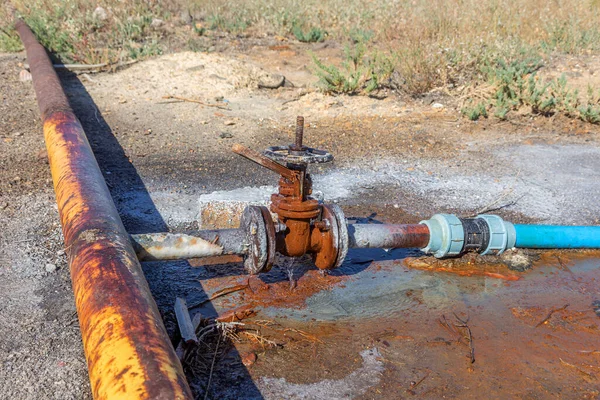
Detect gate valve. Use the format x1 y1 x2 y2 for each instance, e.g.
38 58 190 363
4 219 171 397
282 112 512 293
232 116 348 274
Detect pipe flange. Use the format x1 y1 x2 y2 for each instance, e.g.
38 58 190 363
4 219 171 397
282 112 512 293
240 206 269 274
313 205 339 270
420 213 464 258
329 204 349 268
476 214 516 255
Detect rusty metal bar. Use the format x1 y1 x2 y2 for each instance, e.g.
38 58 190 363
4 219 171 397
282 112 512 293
348 224 430 249
131 229 247 261
232 143 296 180
15 20 193 399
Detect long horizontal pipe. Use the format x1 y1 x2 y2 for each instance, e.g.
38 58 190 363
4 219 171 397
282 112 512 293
15 20 192 399
515 224 600 249
132 229 246 261
348 224 430 249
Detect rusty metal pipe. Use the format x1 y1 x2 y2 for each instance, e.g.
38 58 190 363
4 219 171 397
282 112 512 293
15 20 193 399
348 224 430 249
131 229 247 261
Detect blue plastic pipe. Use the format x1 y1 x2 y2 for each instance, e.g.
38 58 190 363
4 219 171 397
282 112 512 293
514 225 600 249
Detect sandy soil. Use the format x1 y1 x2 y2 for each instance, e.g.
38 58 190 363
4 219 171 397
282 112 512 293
1 40 600 399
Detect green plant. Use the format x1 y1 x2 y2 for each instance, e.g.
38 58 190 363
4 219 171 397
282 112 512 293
312 42 395 94
578 104 600 124
206 14 249 33
364 52 395 93
125 39 162 60
543 21 600 54
527 75 554 115
292 24 326 43
462 102 488 121
0 28 22 52
312 54 362 93
25 8 75 61
348 28 374 43
548 74 579 114
484 58 543 109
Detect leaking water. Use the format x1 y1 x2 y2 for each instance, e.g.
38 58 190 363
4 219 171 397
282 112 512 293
259 249 600 321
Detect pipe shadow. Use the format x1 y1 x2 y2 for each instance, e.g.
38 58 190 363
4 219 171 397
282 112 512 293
59 71 263 400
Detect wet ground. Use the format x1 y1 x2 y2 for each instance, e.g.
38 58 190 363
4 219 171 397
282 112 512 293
1 46 600 399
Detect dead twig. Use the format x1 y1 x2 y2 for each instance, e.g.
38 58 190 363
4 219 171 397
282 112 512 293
406 372 430 395
468 189 524 217
453 313 475 364
555 255 574 275
162 95 229 109
209 283 248 301
578 350 600 356
283 328 324 344
248 320 324 344
438 315 463 343
439 314 475 363
535 304 569 328
203 332 221 400
559 358 597 382
189 282 248 309
241 331 281 348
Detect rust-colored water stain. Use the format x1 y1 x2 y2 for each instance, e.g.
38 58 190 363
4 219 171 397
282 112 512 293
242 250 600 398
201 269 351 313
404 254 522 280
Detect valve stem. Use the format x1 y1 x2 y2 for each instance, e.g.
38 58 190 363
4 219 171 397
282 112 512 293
292 116 304 151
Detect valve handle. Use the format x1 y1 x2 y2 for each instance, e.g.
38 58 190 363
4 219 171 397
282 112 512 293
264 145 333 165
264 116 333 165
232 143 297 180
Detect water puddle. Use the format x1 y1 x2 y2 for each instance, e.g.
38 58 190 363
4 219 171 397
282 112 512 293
258 249 600 322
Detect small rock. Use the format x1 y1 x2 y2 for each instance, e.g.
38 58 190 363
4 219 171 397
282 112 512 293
500 249 533 271
45 263 57 273
36 149 48 161
144 129 152 135
219 132 233 139
258 74 285 89
186 64 205 72
241 352 257 367
179 9 192 24
224 120 236 126
92 7 108 21
431 102 444 109
151 18 164 28
18 69 32 82
13 131 23 137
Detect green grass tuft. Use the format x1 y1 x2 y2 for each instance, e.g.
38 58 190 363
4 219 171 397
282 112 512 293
292 24 326 43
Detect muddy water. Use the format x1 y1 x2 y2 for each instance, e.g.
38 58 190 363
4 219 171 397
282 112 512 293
263 250 600 322
214 251 600 399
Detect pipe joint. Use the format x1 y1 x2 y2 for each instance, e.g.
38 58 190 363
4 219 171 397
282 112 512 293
420 214 464 258
421 213 516 258
477 214 516 255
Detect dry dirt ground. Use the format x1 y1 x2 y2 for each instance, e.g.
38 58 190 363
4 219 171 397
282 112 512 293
1 39 600 399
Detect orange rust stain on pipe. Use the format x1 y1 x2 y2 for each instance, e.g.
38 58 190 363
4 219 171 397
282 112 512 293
44 101 191 400
17 17 192 399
